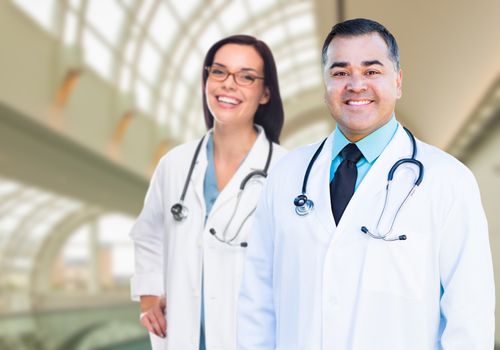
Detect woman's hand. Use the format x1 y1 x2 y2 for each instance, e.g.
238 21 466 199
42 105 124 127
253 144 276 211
139 295 167 338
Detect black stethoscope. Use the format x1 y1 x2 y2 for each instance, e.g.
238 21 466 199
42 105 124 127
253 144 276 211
293 127 424 241
171 134 273 247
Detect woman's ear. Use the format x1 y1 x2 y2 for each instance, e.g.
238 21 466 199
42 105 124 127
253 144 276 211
259 87 270 105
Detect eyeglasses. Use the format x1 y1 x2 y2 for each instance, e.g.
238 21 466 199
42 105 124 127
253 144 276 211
205 65 265 86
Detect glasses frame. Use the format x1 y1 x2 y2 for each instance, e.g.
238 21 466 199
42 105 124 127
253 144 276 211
205 65 265 86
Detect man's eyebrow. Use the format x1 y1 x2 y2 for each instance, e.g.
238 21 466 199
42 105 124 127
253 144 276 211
362 60 384 67
329 60 385 69
329 61 349 69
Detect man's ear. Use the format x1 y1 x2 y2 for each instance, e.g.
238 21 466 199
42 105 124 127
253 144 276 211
396 69 403 99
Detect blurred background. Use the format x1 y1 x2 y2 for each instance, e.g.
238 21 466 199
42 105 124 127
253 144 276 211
0 0 499 349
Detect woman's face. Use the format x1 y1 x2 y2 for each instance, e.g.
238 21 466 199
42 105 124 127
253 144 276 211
205 44 270 129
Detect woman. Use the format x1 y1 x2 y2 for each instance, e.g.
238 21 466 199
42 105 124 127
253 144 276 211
130 35 287 350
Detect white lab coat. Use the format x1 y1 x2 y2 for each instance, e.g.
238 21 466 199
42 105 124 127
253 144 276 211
237 124 495 350
130 126 287 350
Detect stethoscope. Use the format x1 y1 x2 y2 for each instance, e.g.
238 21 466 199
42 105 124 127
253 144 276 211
293 127 424 241
171 135 273 248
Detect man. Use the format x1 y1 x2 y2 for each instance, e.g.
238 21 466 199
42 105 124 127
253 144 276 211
237 18 494 349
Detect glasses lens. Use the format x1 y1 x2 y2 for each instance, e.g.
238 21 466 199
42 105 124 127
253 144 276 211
235 72 257 86
208 66 227 81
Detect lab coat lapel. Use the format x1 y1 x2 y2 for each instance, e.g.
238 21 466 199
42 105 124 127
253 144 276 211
336 124 413 232
306 131 337 236
209 127 270 217
190 134 209 216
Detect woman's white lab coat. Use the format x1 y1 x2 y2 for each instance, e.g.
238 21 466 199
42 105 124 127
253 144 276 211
237 124 495 350
130 126 287 350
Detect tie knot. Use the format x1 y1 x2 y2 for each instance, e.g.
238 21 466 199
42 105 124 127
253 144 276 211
340 143 363 163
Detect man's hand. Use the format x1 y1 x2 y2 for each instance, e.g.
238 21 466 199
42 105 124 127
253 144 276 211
139 295 167 338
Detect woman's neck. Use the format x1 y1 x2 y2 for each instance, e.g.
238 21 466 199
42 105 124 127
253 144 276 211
212 122 257 191
212 123 257 161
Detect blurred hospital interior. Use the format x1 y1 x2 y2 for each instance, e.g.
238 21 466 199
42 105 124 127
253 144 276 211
0 0 499 349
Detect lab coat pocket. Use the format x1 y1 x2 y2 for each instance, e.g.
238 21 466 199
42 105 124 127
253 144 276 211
361 236 425 302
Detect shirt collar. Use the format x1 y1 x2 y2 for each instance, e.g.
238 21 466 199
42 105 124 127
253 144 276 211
332 114 398 164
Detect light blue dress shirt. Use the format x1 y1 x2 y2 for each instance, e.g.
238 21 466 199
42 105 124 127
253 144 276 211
330 115 398 190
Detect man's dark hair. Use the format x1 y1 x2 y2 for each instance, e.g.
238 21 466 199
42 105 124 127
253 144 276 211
321 18 400 71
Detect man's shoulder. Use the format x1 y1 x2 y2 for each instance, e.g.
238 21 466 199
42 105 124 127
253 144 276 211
270 140 325 175
417 139 476 185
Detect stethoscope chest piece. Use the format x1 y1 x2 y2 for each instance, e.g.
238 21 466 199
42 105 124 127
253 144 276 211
294 194 314 216
171 203 188 221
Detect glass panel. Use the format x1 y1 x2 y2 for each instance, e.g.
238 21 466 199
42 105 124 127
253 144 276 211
169 107 181 136
68 0 82 10
181 53 202 83
172 82 189 113
98 213 135 278
276 57 294 76
149 3 177 50
297 68 321 91
170 37 191 72
218 1 247 33
63 225 90 261
138 40 161 85
86 0 124 45
247 0 276 16
120 0 136 9
170 0 198 22
136 0 155 24
124 36 138 65
12 0 56 33
260 25 288 47
63 11 79 46
288 14 315 36
293 45 318 66
82 29 113 80
198 23 223 55
119 66 131 92
135 80 152 112
157 102 167 124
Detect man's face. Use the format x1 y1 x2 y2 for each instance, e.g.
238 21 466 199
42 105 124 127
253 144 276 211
323 33 402 142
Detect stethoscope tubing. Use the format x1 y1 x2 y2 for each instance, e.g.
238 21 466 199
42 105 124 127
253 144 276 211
171 134 273 247
293 126 424 241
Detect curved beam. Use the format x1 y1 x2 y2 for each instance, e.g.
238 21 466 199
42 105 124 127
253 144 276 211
50 69 82 129
31 206 103 299
107 110 134 160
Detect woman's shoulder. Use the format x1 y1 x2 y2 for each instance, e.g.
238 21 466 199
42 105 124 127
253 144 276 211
271 142 288 160
156 137 205 169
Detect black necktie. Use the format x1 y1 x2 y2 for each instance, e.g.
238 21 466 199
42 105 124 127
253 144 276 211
330 143 363 224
